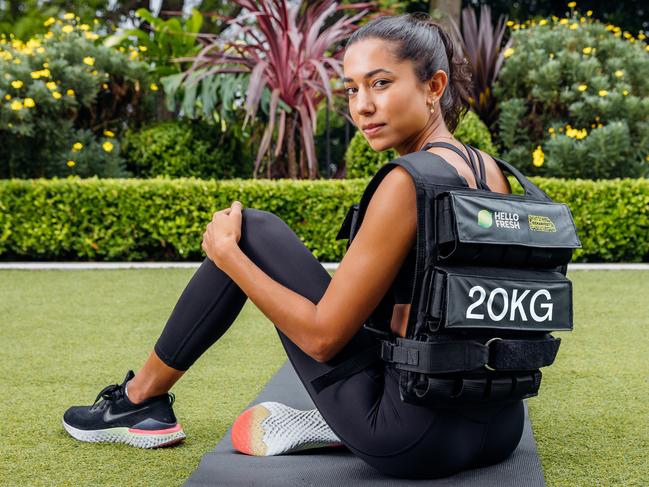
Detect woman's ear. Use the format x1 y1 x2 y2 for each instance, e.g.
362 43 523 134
428 69 448 101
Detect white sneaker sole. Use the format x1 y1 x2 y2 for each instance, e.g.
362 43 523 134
62 419 186 448
231 401 342 456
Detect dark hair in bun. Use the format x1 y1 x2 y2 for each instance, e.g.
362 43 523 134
346 13 473 133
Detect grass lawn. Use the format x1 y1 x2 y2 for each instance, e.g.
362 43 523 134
1 268 647 486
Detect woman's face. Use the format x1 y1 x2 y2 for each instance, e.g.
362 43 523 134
343 38 437 154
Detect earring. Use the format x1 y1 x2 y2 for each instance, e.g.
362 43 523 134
429 99 436 114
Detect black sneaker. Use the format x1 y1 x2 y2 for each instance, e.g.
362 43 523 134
62 370 186 448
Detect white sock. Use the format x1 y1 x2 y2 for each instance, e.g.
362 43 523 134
124 380 132 401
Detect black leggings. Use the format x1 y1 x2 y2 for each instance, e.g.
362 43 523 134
154 208 524 479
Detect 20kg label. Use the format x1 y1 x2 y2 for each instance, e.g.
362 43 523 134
443 272 572 331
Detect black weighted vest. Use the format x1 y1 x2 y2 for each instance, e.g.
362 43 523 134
311 142 581 408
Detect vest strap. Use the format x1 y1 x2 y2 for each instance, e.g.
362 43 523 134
310 343 382 394
381 336 561 374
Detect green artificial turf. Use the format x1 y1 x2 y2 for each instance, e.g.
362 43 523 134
1 269 647 486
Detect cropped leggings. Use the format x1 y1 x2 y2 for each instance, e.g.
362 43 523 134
154 208 525 479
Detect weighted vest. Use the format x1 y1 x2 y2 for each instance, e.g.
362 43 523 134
311 142 581 408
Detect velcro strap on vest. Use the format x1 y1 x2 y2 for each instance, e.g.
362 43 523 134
489 337 561 370
381 336 561 373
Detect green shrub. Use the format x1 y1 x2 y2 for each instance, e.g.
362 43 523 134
494 12 649 178
0 18 153 178
121 120 253 179
345 110 497 178
0 177 646 263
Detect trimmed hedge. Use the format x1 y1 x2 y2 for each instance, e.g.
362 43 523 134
0 177 647 262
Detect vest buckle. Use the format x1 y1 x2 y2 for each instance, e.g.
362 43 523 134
484 337 503 371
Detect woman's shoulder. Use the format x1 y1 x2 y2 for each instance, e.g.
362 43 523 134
473 147 511 194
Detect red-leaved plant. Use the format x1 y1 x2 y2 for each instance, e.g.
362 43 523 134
179 0 373 179
450 4 512 131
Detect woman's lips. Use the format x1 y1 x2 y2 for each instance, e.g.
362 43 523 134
363 124 385 136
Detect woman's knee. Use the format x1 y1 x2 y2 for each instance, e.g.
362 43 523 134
239 208 290 252
241 208 282 231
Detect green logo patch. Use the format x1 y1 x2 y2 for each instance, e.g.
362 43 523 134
529 214 557 232
477 209 493 228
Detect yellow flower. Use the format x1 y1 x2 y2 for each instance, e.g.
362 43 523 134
102 141 114 152
62 25 74 34
569 23 578 30
149 83 159 91
582 47 592 54
66 89 75 96
614 70 624 77
646 45 649 52
532 146 545 167
102 83 109 89
623 90 629 96
79 24 90 31
578 84 588 91
567 1 576 7
503 47 515 58
91 70 98 75
44 31 53 39
10 100 23 110
506 20 514 27
586 10 593 16
72 142 83 151
23 97 35 108
67 160 76 167
46 81 57 90
645 155 649 162
44 17 56 27
52 91 62 99
548 127 555 134
559 18 569 25
598 90 608 97
103 130 115 138
4 94 10 100
83 56 95 66
138 45 147 52
63 12 75 20
539 19 548 26
13 58 21 64
10 79 23 89
85 32 99 41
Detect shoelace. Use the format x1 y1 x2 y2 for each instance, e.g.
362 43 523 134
92 383 176 408
93 383 123 407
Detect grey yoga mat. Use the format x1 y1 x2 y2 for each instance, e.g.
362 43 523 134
183 362 546 487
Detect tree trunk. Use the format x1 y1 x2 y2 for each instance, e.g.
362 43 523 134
287 115 298 179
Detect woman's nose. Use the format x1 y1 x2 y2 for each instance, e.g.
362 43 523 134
355 87 375 115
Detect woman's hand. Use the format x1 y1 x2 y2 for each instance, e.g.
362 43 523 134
201 201 243 268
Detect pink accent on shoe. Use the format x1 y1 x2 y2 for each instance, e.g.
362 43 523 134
128 423 183 435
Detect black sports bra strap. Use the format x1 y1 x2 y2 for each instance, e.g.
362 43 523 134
422 141 479 180
464 144 491 191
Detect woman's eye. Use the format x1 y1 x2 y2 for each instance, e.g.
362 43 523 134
374 79 390 88
345 87 356 96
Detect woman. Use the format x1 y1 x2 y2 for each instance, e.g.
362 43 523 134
63 13 522 479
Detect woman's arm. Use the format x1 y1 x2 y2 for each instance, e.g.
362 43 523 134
214 166 417 362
